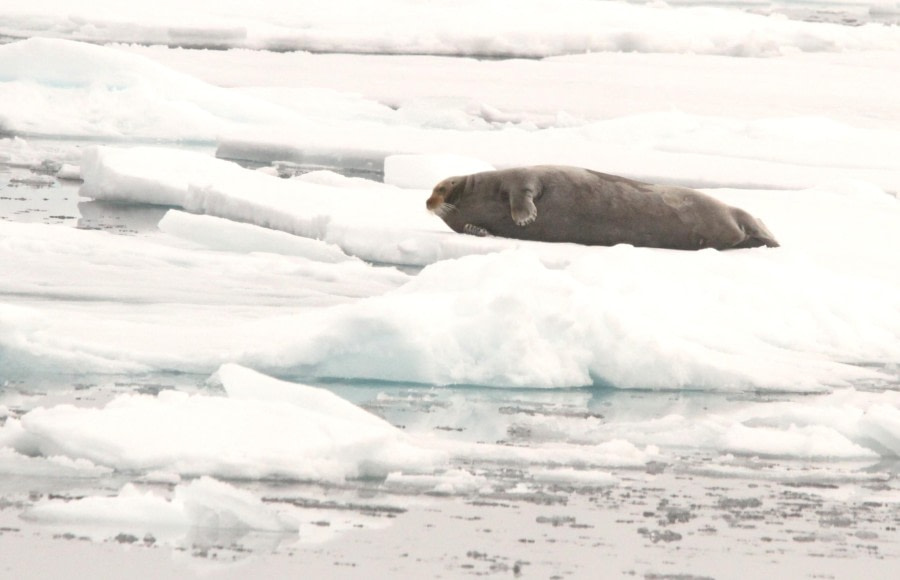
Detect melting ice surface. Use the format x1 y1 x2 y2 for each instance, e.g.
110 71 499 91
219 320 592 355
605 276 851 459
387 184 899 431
1 1 900 576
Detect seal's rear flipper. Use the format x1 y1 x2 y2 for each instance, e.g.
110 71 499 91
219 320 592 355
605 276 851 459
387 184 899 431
734 213 779 249
732 236 780 249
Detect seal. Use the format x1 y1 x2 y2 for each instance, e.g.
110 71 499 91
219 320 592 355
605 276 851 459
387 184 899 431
426 165 779 250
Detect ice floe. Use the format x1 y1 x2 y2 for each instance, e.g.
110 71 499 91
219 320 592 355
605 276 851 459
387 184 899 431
0 365 444 481
24 477 296 532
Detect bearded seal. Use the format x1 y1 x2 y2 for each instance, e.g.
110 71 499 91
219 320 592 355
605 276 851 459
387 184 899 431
425 165 778 250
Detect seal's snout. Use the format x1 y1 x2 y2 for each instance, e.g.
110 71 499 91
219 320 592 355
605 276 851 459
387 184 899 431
427 178 453 212
425 191 444 212
427 177 461 218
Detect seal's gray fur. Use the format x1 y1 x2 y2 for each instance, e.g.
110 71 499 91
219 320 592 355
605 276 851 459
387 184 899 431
426 165 778 250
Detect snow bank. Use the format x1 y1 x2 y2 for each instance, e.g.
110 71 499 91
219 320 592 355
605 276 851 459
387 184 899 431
1 365 444 481
3 0 900 57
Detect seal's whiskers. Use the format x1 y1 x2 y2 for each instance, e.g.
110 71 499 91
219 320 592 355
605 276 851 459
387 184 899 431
435 202 457 218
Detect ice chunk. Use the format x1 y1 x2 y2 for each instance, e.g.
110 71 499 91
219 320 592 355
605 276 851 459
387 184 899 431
209 363 395 434
0 448 113 478
176 476 297 532
858 404 900 456
158 210 354 263
294 169 386 189
55 164 81 181
384 469 491 494
539 388 900 460
79 145 504 266
437 437 659 469
720 423 877 458
24 477 296 533
1 366 445 481
24 483 187 529
531 467 618 487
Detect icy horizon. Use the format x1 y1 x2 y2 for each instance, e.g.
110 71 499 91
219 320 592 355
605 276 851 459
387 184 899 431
3 0 900 57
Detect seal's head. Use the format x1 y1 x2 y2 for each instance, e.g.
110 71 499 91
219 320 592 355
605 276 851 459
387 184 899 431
426 175 465 218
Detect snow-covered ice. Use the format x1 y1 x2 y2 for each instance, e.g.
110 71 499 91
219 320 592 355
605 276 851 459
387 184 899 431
5 144 897 390
1 0 900 576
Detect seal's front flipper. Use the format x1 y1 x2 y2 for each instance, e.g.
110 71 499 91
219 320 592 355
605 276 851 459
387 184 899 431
509 188 537 226
464 224 491 237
